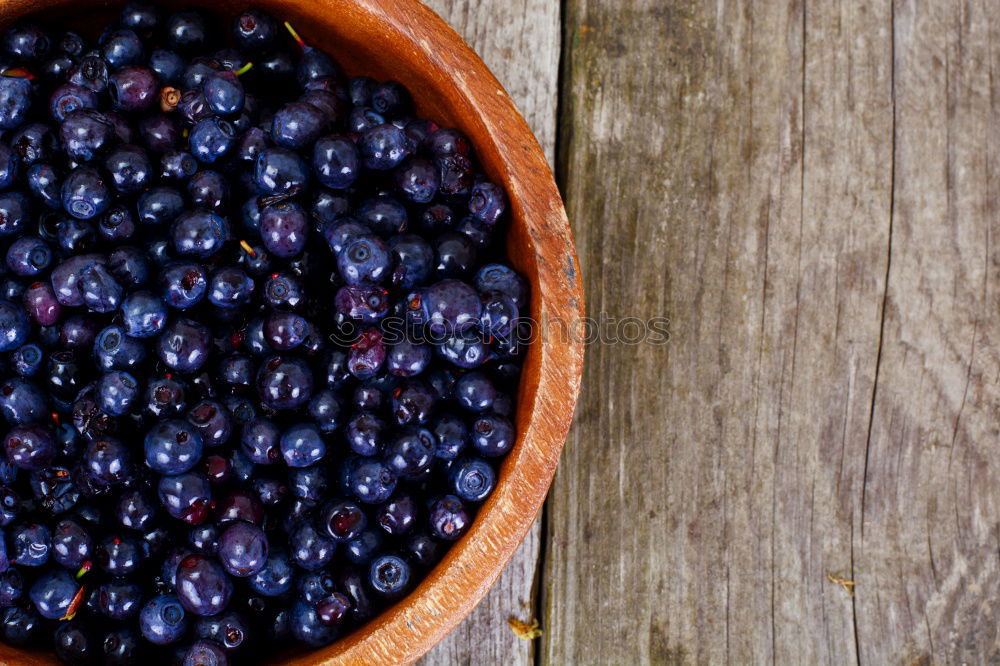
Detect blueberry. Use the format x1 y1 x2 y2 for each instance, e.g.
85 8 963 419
61 166 110 219
194 610 249 653
189 117 236 163
313 135 358 189
0 192 30 238
256 355 313 410
97 579 142 620
11 522 51 566
0 568 24 604
217 521 268 577
160 262 207 309
96 370 140 415
316 592 351 627
228 10 275 52
204 71 245 115
358 195 408 236
102 29 143 68
122 2 160 31
98 205 136 242
94 324 147 372
449 457 496 502
254 147 310 193
468 181 507 225
349 458 396 504
188 169 229 210
9 344 40 378
248 549 293 597
56 218 97 254
29 568 78 619
290 599 337 647
471 413 515 457
368 553 410 598
158 472 212 524
140 114 179 153
10 123 57 165
0 299 29 351
395 157 439 203
308 389 343 434
280 422 325 467
208 267 254 308
145 419 204 475
264 311 307 350
371 81 412 118
0 75 33 129
262 272 304 309
4 424 56 470
345 413 385 457
165 11 208 52
139 594 188 644
49 83 98 122
358 123 412 170
104 144 151 193
434 231 478 277
338 235 390 285
154 320 210 374
0 377 47 424
83 436 131 485
428 495 470 540
96 533 142 575
271 102 325 149
187 400 233 448
159 150 197 181
260 202 308 258
390 234 434 288
26 164 61 209
344 529 383 565
376 493 419 536
149 48 184 84
184 640 229 666
0 606 40 646
117 489 156 531
343 328 384 380
297 48 340 85
288 522 335 571
172 210 228 258
79 263 124 312
240 418 281 465
386 339 432 377
103 627 142 665
121 290 167 338
138 186 184 225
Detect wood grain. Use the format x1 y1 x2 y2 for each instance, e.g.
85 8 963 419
418 1 560 664
542 0 1000 662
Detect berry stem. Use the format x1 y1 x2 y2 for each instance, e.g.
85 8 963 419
234 62 254 76
239 240 258 258
283 21 307 49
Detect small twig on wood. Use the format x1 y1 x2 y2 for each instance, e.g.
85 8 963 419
827 573 857 597
508 617 542 640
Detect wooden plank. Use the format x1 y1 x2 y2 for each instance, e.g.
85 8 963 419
418 1 560 664
854 1 1000 662
544 0 898 662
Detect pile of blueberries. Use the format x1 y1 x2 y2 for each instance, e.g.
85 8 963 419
0 3 527 664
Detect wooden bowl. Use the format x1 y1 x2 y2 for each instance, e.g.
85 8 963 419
0 0 584 663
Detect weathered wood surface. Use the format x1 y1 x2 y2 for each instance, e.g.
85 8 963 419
419 1 560 664
544 0 1000 663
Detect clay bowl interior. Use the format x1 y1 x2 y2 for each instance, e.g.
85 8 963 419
0 0 584 663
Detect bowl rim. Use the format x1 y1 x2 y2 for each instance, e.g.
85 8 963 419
0 0 585 664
